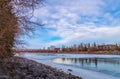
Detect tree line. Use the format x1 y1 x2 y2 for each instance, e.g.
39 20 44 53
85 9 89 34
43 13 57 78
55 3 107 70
61 43 120 53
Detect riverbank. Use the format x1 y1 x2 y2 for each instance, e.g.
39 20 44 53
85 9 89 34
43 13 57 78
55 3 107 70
16 51 120 55
18 53 120 79
0 56 82 79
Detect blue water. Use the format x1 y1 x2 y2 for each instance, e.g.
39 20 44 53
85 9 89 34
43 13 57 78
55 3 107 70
53 58 120 77
19 53 120 78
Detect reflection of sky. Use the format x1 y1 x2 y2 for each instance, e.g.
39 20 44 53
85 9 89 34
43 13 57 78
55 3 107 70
53 58 120 77
23 0 120 48
53 58 71 64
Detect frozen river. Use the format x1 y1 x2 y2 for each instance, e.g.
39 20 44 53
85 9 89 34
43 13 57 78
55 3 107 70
17 53 120 79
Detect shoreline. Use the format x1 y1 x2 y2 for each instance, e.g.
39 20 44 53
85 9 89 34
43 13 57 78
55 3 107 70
19 53 120 79
16 51 120 55
0 56 82 79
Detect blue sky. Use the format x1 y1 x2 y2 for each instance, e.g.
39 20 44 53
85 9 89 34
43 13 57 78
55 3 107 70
24 0 120 49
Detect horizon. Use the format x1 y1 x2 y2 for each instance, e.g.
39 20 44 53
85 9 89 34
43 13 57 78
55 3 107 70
17 42 120 49
22 0 120 49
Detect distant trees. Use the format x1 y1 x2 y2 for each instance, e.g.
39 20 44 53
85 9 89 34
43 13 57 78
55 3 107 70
0 0 43 58
61 43 120 53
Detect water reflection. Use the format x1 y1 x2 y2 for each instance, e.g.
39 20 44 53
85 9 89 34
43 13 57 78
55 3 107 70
58 58 120 67
60 58 100 67
53 58 120 77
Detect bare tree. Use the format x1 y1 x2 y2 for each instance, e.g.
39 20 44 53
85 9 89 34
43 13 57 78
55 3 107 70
0 0 43 58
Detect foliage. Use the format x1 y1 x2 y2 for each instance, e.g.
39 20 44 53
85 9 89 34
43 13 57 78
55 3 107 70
61 43 120 53
0 0 43 58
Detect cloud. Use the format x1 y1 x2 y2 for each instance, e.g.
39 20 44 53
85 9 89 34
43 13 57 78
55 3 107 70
49 25 120 44
34 0 105 19
24 0 120 48
32 24 120 48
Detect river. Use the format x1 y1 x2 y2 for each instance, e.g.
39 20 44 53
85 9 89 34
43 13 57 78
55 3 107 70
17 53 120 79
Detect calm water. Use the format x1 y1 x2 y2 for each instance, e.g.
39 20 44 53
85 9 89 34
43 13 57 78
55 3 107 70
53 58 120 77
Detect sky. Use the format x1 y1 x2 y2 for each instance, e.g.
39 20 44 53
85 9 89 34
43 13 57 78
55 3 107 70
24 0 120 49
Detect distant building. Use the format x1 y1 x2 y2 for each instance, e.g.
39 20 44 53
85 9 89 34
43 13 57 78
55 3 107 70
54 48 60 53
49 45 56 50
98 44 116 51
48 45 60 53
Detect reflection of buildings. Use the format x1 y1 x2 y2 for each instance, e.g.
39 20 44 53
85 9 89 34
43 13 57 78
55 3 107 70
61 58 98 67
60 58 120 68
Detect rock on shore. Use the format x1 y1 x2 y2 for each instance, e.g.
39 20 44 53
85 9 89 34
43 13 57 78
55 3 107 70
0 56 82 79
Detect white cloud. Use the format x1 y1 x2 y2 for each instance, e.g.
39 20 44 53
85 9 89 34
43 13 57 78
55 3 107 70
25 24 120 48
26 0 120 48
45 25 120 46
34 0 105 19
